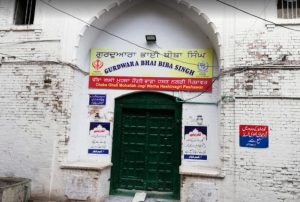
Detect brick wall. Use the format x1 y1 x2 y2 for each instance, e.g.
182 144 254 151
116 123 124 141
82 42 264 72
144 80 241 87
0 62 73 198
233 98 300 202
0 0 13 27
0 0 300 201
216 29 300 201
225 30 300 68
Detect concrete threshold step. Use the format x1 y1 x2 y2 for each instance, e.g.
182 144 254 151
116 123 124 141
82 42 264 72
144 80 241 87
105 195 179 202
30 201 57 202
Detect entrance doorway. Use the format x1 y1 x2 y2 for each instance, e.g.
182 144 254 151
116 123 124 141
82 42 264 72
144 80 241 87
110 92 182 199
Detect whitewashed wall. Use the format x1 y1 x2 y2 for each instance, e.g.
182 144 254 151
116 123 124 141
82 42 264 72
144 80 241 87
68 0 220 167
0 0 300 201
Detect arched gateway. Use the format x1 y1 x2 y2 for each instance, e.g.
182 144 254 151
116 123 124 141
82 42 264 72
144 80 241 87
69 0 221 201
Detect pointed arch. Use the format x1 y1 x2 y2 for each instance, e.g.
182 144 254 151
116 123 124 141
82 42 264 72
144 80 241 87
74 0 222 70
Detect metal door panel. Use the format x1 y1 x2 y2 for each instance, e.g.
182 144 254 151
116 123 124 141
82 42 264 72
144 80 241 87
111 92 182 199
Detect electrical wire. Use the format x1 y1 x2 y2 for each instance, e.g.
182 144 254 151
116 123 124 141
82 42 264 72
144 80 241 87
36 0 300 79
181 77 219 102
0 40 61 46
0 52 89 75
3 0 298 68
239 0 272 42
2 48 299 103
180 66 250 102
2 0 300 101
0 52 31 62
37 0 219 67
216 0 300 32
0 48 247 103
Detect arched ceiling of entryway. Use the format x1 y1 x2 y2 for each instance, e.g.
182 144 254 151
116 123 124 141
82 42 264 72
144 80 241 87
74 0 222 71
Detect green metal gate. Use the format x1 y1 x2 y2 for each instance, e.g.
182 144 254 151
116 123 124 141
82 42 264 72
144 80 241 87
110 92 182 199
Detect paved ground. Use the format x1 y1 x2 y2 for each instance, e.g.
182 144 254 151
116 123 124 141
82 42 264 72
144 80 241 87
105 196 180 202
30 195 180 202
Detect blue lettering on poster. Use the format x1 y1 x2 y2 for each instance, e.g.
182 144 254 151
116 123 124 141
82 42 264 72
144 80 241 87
89 94 106 105
183 126 208 160
184 155 207 160
240 136 269 148
88 149 109 154
88 122 110 155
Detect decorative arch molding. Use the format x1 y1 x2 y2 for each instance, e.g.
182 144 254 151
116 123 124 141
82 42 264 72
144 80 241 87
68 0 222 172
74 0 222 70
157 0 222 59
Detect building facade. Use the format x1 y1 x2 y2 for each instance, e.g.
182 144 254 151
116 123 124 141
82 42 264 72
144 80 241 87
0 0 300 201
